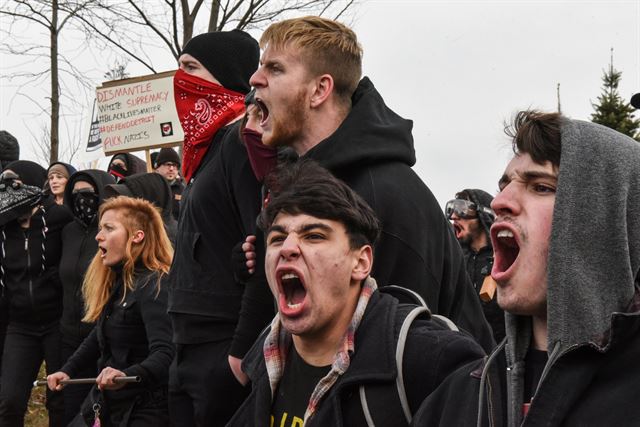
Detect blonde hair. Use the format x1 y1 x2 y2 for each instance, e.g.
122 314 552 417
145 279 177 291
261 16 362 104
82 196 173 322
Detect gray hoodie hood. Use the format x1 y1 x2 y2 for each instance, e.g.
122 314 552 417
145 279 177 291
546 120 640 352
496 120 640 426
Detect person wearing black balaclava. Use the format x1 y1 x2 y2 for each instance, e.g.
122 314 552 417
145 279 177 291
58 169 115 425
106 152 147 183
0 160 73 427
167 30 276 426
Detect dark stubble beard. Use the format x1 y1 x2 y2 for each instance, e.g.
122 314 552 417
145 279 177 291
457 219 484 247
263 88 309 150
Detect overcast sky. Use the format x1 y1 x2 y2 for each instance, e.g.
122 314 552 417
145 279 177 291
1 0 639 208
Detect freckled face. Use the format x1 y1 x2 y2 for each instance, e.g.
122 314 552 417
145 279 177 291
265 213 364 340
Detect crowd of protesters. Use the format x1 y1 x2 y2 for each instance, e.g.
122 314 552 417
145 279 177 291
0 14 639 427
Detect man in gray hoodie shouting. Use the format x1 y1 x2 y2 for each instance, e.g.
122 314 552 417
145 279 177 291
411 110 640 426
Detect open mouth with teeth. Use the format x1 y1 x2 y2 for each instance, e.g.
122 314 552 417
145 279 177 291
278 271 307 316
99 246 107 257
255 98 269 127
491 227 520 279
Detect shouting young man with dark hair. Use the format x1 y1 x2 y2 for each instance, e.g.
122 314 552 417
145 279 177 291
412 110 640 426
228 160 484 427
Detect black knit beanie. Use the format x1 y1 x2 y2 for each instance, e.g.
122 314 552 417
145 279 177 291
154 147 181 168
3 160 47 189
181 30 259 94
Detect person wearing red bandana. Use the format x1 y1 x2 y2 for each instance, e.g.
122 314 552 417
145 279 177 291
167 30 275 427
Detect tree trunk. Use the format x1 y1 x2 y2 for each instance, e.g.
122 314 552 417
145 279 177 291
50 0 59 164
180 0 194 48
208 0 220 32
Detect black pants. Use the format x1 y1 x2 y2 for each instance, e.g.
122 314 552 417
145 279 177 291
168 340 249 427
61 333 97 426
0 322 64 427
0 303 7 387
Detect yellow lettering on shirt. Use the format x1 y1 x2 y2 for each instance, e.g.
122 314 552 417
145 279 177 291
270 413 305 427
280 412 288 427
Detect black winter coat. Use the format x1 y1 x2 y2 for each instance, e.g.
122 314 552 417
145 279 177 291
59 170 115 344
228 291 485 427
169 177 184 222
302 77 494 352
1 199 72 326
168 125 274 355
62 268 174 395
411 310 640 426
462 244 505 343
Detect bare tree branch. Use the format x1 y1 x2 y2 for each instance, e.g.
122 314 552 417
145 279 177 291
126 0 179 58
71 12 157 73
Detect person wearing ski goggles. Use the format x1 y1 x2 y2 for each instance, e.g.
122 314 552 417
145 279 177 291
445 190 504 343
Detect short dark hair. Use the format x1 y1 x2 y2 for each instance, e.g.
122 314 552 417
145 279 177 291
504 110 564 168
258 159 380 249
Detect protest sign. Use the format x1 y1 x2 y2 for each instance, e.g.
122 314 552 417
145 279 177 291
96 71 184 155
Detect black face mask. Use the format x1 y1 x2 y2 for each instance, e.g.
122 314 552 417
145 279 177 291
72 189 99 226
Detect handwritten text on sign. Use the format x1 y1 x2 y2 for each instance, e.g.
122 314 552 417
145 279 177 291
96 71 184 154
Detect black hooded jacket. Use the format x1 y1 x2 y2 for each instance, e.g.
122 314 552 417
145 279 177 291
302 77 494 352
168 124 274 352
0 161 73 326
107 152 147 179
61 267 174 397
105 172 178 243
59 170 115 343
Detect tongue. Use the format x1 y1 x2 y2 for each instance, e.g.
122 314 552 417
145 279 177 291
289 286 305 305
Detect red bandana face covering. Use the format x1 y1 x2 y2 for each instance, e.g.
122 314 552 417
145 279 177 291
173 69 246 183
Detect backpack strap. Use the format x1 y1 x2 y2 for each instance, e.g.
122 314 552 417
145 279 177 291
359 287 460 426
432 314 459 331
359 305 428 426
395 305 430 424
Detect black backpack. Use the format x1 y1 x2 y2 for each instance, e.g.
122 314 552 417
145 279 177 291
358 285 459 426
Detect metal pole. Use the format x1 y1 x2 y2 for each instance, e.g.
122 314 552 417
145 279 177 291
33 375 140 387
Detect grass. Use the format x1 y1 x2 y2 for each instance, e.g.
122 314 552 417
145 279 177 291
25 363 49 427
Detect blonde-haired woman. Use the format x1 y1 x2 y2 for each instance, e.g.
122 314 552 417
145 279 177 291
48 196 174 426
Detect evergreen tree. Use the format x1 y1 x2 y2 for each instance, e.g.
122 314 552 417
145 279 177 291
591 50 640 142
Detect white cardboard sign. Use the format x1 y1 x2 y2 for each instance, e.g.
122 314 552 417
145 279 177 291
96 70 184 154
